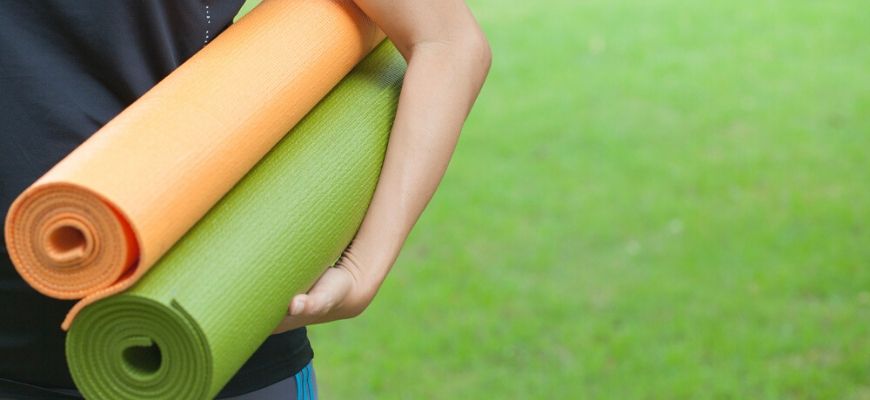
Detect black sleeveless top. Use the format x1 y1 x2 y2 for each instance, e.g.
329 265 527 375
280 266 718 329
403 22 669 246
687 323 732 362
0 1 312 397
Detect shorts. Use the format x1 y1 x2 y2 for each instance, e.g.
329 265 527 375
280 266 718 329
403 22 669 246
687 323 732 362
0 362 317 399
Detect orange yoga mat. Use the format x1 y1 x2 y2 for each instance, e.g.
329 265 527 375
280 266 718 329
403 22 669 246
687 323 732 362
3 0 382 330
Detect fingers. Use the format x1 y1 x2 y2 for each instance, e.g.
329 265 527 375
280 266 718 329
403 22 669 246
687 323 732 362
272 248 375 335
272 315 299 334
293 267 354 316
272 294 323 334
273 266 357 335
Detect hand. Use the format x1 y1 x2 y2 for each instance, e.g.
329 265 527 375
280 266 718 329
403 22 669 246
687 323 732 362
272 248 373 334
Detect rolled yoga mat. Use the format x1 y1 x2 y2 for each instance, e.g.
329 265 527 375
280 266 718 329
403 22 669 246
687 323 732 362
2 0 382 330
66 41 405 400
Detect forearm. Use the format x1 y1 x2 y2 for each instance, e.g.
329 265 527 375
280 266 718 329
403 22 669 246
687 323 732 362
346 32 491 300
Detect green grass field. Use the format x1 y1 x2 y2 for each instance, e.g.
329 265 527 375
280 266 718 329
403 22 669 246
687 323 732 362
244 0 870 398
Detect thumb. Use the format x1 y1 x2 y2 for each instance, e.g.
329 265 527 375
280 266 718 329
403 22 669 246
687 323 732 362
289 267 354 318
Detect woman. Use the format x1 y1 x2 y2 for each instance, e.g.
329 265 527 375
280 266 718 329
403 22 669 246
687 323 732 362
0 0 490 398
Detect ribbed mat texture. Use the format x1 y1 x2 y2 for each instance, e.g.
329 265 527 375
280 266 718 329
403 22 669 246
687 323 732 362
2 0 382 330
66 41 405 400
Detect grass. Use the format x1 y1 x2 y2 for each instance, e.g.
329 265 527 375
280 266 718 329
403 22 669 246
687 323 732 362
245 0 869 398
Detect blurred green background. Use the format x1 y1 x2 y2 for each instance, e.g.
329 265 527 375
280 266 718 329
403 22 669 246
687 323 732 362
244 0 869 398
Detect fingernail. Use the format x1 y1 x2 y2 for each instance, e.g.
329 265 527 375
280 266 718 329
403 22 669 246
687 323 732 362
291 298 306 315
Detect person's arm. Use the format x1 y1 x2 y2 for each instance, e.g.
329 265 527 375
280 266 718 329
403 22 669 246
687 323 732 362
274 0 491 332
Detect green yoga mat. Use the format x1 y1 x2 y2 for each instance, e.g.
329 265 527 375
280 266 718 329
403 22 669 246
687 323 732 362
66 41 405 399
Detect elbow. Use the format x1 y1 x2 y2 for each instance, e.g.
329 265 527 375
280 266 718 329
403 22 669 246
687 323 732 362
461 28 492 78
409 26 492 77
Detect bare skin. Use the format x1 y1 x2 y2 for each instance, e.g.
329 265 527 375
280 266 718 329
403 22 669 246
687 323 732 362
273 0 491 333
